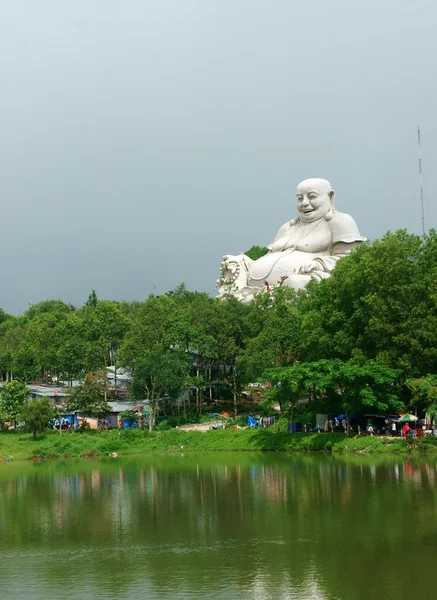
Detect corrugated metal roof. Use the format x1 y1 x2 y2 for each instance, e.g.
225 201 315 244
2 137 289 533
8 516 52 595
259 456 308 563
108 401 150 412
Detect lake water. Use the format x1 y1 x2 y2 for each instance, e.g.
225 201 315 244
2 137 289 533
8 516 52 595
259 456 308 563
0 453 435 600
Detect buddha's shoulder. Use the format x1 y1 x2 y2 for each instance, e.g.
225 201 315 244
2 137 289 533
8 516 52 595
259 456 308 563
328 211 357 226
275 219 297 235
327 211 366 242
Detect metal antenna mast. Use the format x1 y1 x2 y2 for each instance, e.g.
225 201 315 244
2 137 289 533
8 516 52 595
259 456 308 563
418 126 425 235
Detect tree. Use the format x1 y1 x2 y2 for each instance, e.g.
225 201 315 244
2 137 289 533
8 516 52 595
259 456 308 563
131 347 190 431
0 380 30 426
245 246 269 261
300 230 437 377
25 300 75 321
264 363 309 430
212 298 250 417
54 313 88 383
0 318 27 380
66 371 111 421
406 374 437 422
85 290 100 308
165 291 219 413
240 287 301 383
311 359 403 431
12 343 41 382
264 359 403 432
119 295 177 367
20 398 54 439
22 302 75 382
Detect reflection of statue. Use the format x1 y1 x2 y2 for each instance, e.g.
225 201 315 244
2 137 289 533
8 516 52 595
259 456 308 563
217 178 366 302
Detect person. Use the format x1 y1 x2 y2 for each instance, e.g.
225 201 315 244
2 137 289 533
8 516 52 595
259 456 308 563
217 178 366 301
404 423 411 437
391 422 397 437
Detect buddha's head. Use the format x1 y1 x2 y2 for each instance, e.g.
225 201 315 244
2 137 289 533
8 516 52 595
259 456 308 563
296 178 334 223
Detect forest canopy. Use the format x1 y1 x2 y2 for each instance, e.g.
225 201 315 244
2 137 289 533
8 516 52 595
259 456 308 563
1 230 437 420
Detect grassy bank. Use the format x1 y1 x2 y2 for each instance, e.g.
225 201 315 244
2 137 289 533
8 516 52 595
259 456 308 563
1 429 437 461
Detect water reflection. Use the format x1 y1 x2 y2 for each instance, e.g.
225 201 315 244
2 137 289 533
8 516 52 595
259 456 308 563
0 454 436 600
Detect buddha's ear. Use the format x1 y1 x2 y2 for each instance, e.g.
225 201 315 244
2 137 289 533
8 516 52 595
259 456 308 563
329 190 335 205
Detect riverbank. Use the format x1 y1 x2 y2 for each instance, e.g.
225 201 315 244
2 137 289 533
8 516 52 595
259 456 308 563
1 429 437 460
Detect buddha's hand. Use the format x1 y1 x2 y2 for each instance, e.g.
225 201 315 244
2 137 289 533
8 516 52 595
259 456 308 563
298 261 321 274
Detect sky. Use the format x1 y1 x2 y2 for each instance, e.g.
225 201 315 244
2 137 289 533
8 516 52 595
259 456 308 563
1 0 436 315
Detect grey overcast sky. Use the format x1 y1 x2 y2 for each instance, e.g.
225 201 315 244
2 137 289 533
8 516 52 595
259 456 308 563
1 0 436 315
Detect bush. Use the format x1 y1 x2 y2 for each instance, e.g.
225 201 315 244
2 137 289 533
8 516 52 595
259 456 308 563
20 399 54 439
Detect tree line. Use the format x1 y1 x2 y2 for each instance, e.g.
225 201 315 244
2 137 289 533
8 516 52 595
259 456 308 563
0 229 437 426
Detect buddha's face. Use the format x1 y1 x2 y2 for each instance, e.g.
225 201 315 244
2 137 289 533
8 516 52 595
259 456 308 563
296 178 334 223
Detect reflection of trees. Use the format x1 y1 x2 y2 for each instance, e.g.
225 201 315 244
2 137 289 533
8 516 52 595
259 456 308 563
0 455 437 599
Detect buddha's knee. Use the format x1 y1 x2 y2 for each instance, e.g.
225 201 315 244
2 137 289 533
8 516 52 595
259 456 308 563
282 273 312 290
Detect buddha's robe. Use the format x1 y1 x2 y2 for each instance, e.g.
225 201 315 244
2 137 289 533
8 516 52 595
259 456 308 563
248 211 366 288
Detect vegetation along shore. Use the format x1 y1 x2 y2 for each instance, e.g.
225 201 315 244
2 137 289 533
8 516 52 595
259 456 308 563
1 230 437 450
2 429 437 462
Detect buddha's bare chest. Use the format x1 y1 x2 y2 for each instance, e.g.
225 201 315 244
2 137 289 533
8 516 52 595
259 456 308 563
275 222 332 253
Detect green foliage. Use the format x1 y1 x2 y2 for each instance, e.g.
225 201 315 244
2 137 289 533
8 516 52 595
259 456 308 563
239 287 301 383
12 344 41 382
2 229 437 422
25 300 75 320
0 380 30 424
406 375 437 408
2 428 437 461
66 371 111 418
55 313 88 381
0 308 12 326
326 360 403 417
85 290 99 308
264 363 308 420
406 374 437 422
131 347 190 430
264 359 403 423
245 246 269 261
81 300 129 370
300 230 437 377
119 410 139 422
119 295 177 367
20 398 54 439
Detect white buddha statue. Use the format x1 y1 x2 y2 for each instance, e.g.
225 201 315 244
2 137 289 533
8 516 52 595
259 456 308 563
217 178 366 302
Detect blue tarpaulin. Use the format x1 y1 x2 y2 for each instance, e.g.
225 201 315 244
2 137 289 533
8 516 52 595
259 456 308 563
52 414 79 430
288 422 300 433
247 416 258 427
336 413 362 420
